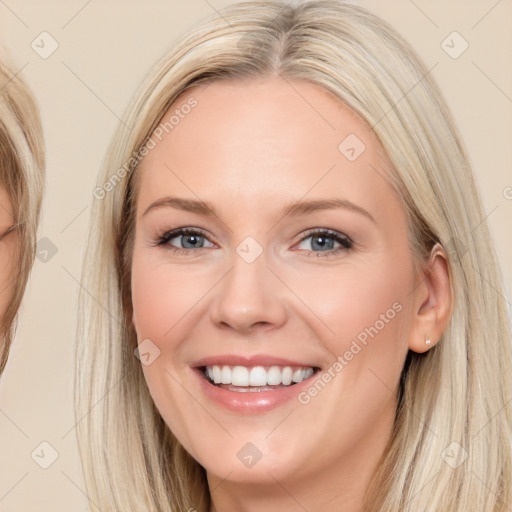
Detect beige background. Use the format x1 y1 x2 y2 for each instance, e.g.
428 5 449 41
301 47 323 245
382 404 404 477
0 1 510 510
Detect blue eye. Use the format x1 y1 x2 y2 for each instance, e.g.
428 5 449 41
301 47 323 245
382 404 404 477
156 228 213 253
154 227 353 257
297 229 353 257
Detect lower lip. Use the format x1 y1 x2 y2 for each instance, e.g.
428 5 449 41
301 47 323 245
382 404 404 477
193 368 318 414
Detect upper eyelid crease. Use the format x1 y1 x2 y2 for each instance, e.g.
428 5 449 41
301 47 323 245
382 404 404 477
156 228 353 256
142 196 375 223
0 223 18 241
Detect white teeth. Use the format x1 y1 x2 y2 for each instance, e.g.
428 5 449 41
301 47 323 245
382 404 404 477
292 368 304 382
267 366 282 385
204 364 316 387
212 365 221 384
281 367 293 385
231 366 249 386
220 365 231 384
304 367 314 379
249 366 267 386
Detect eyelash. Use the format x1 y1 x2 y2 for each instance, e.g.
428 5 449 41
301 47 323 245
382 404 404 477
153 227 353 258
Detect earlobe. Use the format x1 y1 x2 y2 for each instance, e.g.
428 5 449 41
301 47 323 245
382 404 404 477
408 243 453 354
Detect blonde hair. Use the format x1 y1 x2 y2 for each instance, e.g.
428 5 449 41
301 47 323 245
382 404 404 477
0 54 45 373
75 1 512 510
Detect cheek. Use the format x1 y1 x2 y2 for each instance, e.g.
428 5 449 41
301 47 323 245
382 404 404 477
289 253 414 387
0 238 19 317
131 250 202 343
130 250 197 434
298 258 412 337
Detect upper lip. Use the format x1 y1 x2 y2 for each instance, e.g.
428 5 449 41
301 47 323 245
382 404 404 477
191 354 319 369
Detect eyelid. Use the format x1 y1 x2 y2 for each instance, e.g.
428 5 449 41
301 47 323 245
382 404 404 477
294 228 353 257
0 223 18 241
154 227 214 250
154 226 353 258
299 227 351 243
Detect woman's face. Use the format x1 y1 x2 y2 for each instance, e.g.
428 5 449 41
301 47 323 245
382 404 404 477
0 186 19 342
131 77 426 497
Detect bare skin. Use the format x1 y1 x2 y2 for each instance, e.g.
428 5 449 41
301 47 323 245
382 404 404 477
0 186 19 353
131 76 452 511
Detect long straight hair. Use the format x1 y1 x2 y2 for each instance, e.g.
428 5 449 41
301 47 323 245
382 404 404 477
75 1 512 510
0 55 45 373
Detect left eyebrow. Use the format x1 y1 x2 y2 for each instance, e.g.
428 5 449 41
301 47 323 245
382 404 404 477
280 198 375 223
142 196 216 217
142 196 375 223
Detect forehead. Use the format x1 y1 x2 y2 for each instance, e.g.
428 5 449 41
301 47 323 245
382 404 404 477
136 77 398 216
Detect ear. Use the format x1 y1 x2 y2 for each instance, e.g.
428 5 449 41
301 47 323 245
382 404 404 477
408 243 453 353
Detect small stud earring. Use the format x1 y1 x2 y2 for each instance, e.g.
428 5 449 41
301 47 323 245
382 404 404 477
425 337 431 345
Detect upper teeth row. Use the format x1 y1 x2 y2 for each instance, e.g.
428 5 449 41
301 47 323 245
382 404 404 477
205 365 314 387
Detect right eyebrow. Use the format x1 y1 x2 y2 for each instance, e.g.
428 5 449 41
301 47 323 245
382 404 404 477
142 195 375 224
142 196 214 217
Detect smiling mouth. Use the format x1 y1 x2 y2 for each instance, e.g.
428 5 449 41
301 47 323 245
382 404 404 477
200 364 320 393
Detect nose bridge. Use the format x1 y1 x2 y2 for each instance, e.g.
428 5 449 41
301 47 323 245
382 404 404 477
209 235 287 332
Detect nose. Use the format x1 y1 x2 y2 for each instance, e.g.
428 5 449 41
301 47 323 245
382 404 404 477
209 248 288 335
